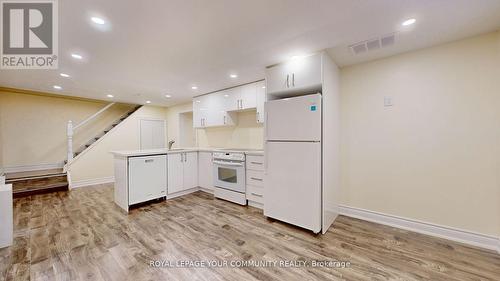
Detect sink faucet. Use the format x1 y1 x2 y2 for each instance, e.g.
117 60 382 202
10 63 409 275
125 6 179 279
168 140 175 150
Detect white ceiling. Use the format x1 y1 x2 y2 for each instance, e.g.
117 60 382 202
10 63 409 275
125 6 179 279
1 0 499 106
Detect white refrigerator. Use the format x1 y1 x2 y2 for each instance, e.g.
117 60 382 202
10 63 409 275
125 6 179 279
264 93 322 233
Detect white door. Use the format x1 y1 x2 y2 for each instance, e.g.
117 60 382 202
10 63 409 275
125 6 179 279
264 141 321 233
140 120 165 149
265 94 321 141
183 152 199 190
198 152 213 190
128 155 167 205
167 153 184 194
240 83 257 109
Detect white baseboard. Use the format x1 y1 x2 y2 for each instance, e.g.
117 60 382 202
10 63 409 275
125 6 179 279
3 162 63 173
70 177 114 189
339 205 500 253
198 187 214 194
166 187 199 199
247 200 263 209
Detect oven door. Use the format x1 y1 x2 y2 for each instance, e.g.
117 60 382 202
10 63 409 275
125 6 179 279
213 160 246 193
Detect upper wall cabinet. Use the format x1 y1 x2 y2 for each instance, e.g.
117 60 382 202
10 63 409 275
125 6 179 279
265 53 322 96
255 81 266 124
193 80 265 128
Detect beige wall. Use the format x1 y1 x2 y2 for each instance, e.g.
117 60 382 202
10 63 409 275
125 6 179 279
0 89 134 168
165 102 193 148
340 31 500 236
166 102 264 149
69 106 168 182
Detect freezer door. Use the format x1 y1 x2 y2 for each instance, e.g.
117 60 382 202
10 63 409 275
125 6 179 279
265 93 321 141
128 155 167 205
264 141 321 233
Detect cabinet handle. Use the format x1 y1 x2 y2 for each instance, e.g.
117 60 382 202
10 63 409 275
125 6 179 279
250 177 263 181
251 193 263 197
256 111 259 122
286 74 289 88
224 115 226 124
292 73 295 86
250 162 263 165
145 159 154 163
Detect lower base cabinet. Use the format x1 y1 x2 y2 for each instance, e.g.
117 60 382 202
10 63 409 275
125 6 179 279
198 152 214 190
168 152 198 194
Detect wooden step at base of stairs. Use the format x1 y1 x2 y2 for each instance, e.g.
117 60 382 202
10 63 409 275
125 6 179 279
5 168 64 181
6 173 68 198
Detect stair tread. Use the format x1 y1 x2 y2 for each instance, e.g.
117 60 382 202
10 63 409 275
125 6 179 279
5 168 64 181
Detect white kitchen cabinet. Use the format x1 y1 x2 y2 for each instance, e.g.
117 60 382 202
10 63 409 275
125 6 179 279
222 88 241 111
246 154 265 207
193 95 210 128
128 155 167 205
255 81 266 123
265 53 322 96
239 83 257 110
198 152 214 190
194 92 237 128
168 152 198 194
167 153 184 194
183 152 198 190
193 81 265 128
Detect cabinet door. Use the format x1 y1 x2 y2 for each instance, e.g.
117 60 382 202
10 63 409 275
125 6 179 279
183 152 198 190
222 87 241 111
287 54 322 91
240 83 257 109
265 63 289 95
198 152 213 190
255 81 266 123
167 153 184 194
193 96 209 128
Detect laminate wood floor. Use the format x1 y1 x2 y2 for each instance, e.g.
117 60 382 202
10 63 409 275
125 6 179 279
1 184 499 281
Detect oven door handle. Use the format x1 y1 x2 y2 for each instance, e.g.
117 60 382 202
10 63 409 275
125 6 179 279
213 161 244 167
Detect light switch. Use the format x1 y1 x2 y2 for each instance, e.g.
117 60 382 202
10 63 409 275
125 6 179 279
384 96 393 107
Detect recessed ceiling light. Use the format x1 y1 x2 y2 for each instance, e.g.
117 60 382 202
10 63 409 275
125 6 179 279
165 94 172 98
71 53 83 60
60 73 70 78
230 74 238 78
195 100 201 103
106 94 114 98
91 17 106 25
53 85 62 90
402 18 416 26
191 86 198 90
224 94 229 97
262 86 266 89
146 100 151 104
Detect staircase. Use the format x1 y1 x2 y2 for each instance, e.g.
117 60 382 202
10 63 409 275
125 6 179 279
8 105 142 197
70 105 142 159
5 168 68 198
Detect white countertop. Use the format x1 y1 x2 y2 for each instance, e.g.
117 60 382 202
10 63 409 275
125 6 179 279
111 147 264 157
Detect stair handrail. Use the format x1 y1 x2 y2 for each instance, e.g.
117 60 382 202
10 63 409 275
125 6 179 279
66 102 115 162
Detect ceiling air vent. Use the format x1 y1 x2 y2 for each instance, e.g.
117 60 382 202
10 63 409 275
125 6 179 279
349 33 396 55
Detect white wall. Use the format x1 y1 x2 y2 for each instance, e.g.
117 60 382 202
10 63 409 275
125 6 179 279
340 31 500 237
68 106 168 183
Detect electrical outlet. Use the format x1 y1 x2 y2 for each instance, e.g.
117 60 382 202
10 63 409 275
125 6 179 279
384 96 393 107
